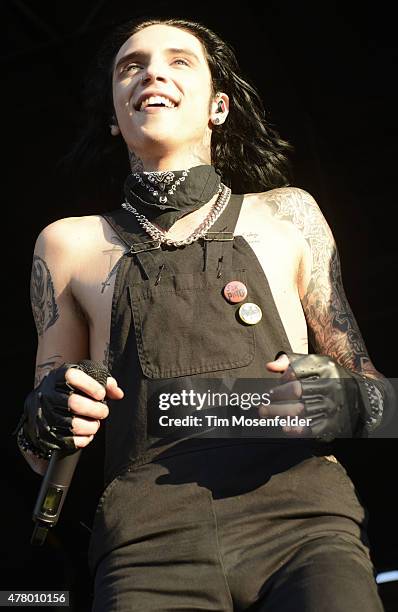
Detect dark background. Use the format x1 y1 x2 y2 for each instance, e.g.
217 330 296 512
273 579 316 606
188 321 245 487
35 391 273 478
3 1 397 610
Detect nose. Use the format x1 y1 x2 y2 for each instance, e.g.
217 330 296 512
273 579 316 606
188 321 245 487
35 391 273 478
141 63 168 85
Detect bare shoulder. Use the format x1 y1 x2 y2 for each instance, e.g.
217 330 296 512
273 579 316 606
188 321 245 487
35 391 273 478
35 214 120 258
240 187 320 240
241 186 335 248
37 214 105 247
250 186 321 219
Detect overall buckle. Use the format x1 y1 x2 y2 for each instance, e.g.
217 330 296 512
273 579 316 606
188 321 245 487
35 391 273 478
129 240 161 254
203 232 234 241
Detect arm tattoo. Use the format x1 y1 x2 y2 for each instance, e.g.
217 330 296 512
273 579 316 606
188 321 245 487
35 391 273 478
266 188 375 375
34 354 63 387
30 255 59 337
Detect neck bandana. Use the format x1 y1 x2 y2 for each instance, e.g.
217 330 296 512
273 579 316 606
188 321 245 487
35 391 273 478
123 164 222 230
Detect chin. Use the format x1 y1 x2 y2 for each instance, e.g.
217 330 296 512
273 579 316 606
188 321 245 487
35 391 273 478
134 129 184 151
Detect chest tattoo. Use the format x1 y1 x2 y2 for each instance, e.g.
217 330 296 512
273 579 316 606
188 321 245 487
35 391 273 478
242 232 261 244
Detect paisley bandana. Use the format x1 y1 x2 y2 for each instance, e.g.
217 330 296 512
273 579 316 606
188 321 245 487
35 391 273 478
123 164 222 230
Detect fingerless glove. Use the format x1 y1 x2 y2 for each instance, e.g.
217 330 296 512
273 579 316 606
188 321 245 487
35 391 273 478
275 351 395 440
14 361 111 457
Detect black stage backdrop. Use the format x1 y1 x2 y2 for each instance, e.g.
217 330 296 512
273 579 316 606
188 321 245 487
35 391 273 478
3 2 397 610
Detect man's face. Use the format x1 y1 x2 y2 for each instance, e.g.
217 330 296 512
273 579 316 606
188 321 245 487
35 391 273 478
112 24 216 159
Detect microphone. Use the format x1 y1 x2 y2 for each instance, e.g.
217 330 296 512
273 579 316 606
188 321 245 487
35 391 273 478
31 360 109 546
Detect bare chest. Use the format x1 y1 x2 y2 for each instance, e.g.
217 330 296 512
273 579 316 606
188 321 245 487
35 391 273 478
73 196 308 362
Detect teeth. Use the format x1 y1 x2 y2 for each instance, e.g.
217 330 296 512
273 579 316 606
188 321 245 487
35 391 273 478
139 95 177 111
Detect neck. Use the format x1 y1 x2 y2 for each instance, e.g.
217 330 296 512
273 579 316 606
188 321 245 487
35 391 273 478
129 145 211 173
123 159 222 232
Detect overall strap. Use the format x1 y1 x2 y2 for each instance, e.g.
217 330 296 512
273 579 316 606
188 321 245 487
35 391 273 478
101 209 166 280
101 192 244 279
203 193 244 273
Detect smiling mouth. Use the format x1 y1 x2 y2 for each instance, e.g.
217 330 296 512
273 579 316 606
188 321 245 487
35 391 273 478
134 95 179 112
139 105 177 112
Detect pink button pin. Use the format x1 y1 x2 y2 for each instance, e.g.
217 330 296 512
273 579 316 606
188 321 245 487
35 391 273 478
223 280 248 303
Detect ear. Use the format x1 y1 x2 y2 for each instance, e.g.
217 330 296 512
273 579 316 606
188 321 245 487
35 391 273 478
109 114 120 136
110 124 120 136
210 92 229 126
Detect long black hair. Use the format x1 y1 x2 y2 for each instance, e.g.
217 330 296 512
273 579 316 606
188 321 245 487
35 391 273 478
66 16 294 197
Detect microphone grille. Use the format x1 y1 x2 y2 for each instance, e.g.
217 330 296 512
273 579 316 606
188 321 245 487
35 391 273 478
77 360 110 388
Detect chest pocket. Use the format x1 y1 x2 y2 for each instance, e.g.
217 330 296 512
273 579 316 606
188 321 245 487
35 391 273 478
128 269 255 379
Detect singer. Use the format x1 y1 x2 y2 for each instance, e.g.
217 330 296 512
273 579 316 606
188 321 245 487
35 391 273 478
15 16 395 611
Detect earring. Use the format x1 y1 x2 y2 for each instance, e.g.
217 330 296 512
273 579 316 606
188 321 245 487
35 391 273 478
110 124 120 136
213 117 221 125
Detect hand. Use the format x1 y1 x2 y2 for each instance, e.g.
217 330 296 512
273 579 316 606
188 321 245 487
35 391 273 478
258 352 361 441
21 361 124 454
65 366 124 449
259 353 310 436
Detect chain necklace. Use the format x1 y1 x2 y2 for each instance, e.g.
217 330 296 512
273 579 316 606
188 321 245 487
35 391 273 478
122 183 231 247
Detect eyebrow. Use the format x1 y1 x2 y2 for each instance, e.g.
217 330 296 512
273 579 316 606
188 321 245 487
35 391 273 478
114 47 201 71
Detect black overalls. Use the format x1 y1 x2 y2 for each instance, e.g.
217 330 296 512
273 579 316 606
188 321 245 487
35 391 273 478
88 195 383 611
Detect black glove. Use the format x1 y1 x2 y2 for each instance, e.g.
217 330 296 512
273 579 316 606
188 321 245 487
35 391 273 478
14 361 111 456
274 351 387 441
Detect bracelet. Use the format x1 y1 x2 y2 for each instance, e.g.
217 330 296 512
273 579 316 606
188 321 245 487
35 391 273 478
363 379 384 431
17 426 53 461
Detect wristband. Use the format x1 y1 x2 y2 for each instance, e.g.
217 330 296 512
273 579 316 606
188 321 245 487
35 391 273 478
16 425 53 460
275 351 395 439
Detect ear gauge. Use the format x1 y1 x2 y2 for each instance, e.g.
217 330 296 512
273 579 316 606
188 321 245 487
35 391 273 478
110 124 120 136
212 95 226 124
109 114 120 136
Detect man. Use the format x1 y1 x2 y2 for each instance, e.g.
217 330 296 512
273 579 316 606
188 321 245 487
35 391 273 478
15 16 395 611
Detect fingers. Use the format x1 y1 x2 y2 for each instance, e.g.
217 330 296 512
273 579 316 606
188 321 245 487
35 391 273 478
73 434 95 449
270 380 302 401
278 367 297 384
259 379 308 436
68 396 106 449
258 381 302 418
68 393 109 420
65 368 124 401
70 415 101 436
283 424 312 437
65 368 106 401
105 377 124 399
259 399 309 436
259 401 305 418
266 353 290 372
266 360 297 385
64 370 123 450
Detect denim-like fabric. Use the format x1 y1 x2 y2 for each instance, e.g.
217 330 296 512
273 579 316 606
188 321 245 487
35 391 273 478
90 443 382 611
89 194 383 611
99 194 294 488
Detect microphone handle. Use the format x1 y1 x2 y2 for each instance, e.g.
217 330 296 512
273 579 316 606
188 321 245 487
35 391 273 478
31 360 109 546
31 449 82 545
